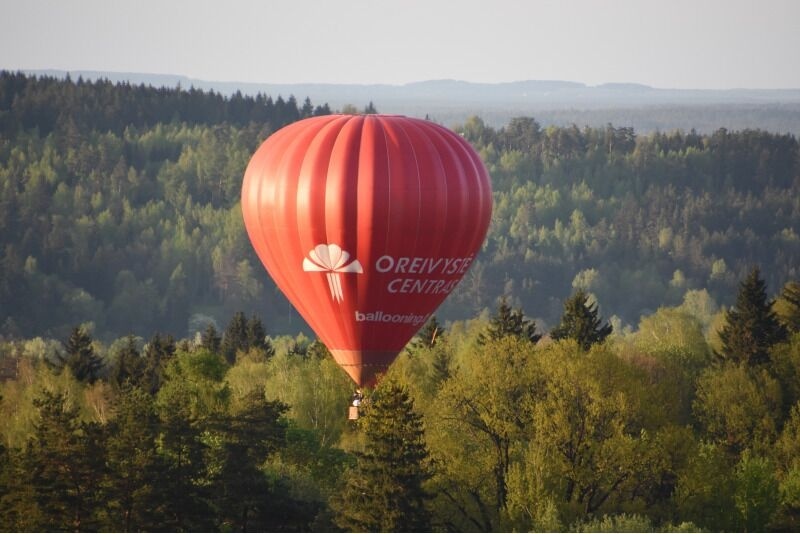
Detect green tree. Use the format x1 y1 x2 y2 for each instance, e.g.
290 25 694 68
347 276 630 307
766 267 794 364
718 267 787 366
103 386 167 531
246 314 274 358
156 379 214 531
733 451 780 531
208 391 307 531
331 381 432 532
775 280 800 334
479 296 541 345
551 289 612 350
25 391 106 531
53 326 104 383
221 311 248 364
673 442 737 531
526 342 659 521
110 335 144 388
693 364 782 454
200 323 221 354
431 336 538 529
141 333 175 394
430 343 453 384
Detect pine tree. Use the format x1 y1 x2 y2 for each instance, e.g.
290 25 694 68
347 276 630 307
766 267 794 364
776 280 800 334
220 312 274 362
479 296 541 345
53 326 104 383
209 392 297 531
331 381 432 532
111 335 144 388
141 333 175 395
25 391 106 531
718 267 787 366
246 314 274 358
550 289 612 350
104 387 167 531
200 323 221 354
221 311 249 364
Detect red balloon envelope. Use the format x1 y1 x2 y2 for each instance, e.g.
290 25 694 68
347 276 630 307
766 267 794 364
241 115 492 387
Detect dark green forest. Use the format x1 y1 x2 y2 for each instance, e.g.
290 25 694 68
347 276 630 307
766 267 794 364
2 71 800 531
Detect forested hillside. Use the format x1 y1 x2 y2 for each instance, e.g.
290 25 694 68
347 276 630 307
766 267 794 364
2 71 800 532
1 71 798 341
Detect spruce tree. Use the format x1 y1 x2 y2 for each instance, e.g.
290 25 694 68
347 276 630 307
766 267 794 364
246 314 274 358
104 387 167 531
221 311 249 364
479 296 541 345
141 333 175 394
54 326 104 383
331 381 432 532
26 391 105 531
550 288 612 350
199 323 221 354
776 280 800 334
111 335 144 388
718 267 787 366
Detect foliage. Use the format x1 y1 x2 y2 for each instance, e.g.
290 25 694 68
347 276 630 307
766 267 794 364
51 326 104 383
718 267 787 365
0 295 797 530
550 288 613 350
693 363 782 455
331 380 432 532
776 280 800 334
478 296 541 345
2 73 800 342
2 71 800 531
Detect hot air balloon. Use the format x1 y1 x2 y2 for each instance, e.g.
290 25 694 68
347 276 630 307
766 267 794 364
241 114 492 387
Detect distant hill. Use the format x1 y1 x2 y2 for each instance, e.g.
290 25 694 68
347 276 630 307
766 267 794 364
20 69 800 134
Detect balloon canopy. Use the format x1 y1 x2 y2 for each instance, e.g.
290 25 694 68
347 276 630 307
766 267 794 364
241 114 492 387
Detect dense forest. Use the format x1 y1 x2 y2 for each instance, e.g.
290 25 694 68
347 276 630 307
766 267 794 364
1 71 799 342
2 71 800 531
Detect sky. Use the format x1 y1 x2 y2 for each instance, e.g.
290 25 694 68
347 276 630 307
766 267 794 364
2 0 799 90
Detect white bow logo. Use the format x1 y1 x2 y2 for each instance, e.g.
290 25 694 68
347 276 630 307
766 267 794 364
302 244 363 302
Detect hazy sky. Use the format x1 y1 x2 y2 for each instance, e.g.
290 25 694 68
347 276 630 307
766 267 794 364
2 0 799 89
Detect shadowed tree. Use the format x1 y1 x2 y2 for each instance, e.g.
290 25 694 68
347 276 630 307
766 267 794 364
221 312 274 363
52 326 104 383
200 323 221 354
718 267 787 366
479 296 541 345
246 314 274 358
104 386 168 531
25 391 105 532
331 381 432 532
111 335 144 389
775 280 800 334
551 289 612 351
141 333 176 395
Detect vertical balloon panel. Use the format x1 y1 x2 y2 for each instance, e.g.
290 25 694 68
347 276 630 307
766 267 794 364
242 115 492 386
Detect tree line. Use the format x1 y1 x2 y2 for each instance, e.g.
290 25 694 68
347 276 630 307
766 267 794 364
1 268 800 531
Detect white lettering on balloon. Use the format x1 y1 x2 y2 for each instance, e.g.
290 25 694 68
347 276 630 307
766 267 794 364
374 254 474 295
